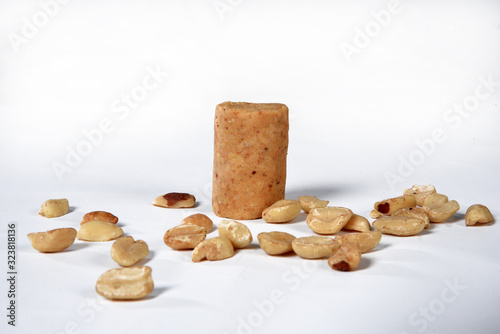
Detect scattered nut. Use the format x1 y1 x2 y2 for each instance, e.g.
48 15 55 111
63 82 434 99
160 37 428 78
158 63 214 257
95 266 154 300
370 210 384 219
27 228 77 253
77 221 123 241
393 207 430 229
153 192 196 208
334 231 382 253
81 211 118 225
374 195 416 215
180 213 213 231
306 207 353 235
465 204 494 226
39 198 69 218
291 236 340 259
298 196 329 213
164 225 207 250
343 214 371 232
422 193 449 210
218 220 252 249
328 242 361 271
262 199 302 223
257 231 296 255
192 236 234 262
111 236 149 267
372 216 426 236
427 200 460 223
403 184 436 206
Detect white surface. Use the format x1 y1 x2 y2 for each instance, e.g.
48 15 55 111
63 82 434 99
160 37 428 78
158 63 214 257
1 1 499 333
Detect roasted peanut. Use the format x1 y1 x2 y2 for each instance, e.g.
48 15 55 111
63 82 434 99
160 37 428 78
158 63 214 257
39 198 69 218
298 196 329 213
111 236 149 267
372 216 426 236
257 231 296 255
306 207 353 235
334 231 381 253
374 195 416 215
422 193 449 210
81 211 118 225
328 242 361 271
404 184 436 206
343 214 371 232
180 213 213 231
77 221 123 241
393 207 430 229
218 220 252 249
370 210 384 219
262 199 302 223
465 204 494 226
291 236 340 259
427 200 460 223
164 225 206 250
27 228 77 253
153 192 196 208
95 266 154 300
192 236 234 262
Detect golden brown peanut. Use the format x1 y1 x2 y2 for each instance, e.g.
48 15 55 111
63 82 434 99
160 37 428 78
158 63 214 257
192 237 234 262
298 196 329 213
343 214 371 232
262 199 301 223
328 242 361 271
370 210 384 219
111 236 149 267
257 231 296 255
180 213 213 231
164 225 207 250
465 204 494 226
428 200 460 223
306 207 353 235
38 198 69 218
374 195 416 216
404 184 436 206
422 193 449 210
218 220 252 249
393 207 430 229
81 211 118 225
153 192 196 208
27 228 77 253
372 216 426 236
334 231 382 253
77 221 123 241
95 266 154 300
291 236 340 259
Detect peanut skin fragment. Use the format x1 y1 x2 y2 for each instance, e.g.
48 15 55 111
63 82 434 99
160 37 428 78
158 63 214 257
153 193 196 208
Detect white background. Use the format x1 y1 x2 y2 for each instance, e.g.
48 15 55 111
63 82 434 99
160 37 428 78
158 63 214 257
1 1 499 333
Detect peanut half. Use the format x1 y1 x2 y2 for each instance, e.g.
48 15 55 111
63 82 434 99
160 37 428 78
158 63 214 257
257 231 296 255
374 195 416 216
422 193 449 211
334 231 381 253
27 228 77 253
306 207 353 235
81 211 118 225
328 242 361 271
95 266 154 300
343 214 371 232
393 207 430 229
39 198 69 218
298 196 329 214
164 225 206 250
111 236 149 267
372 216 426 236
427 200 460 223
180 213 213 231
262 199 302 223
291 236 340 259
218 220 252 249
77 221 123 241
403 184 436 207
153 192 196 208
192 237 234 262
465 204 494 226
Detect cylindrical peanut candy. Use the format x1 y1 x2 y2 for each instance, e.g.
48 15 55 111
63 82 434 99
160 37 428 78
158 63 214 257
212 102 289 220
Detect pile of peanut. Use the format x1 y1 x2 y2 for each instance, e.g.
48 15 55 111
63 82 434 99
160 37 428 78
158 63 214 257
28 187 494 300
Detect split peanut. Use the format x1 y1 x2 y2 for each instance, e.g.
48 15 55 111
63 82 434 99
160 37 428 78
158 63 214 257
111 236 149 267
39 198 69 218
81 211 118 225
306 207 353 235
257 231 296 255
427 200 460 223
393 207 430 229
27 228 77 253
95 266 154 300
465 204 494 226
334 231 381 253
153 192 196 208
218 220 253 249
404 184 436 207
262 199 302 223
291 236 340 259
374 195 416 216
180 213 213 231
298 196 329 213
328 242 361 271
192 236 234 262
164 225 206 250
343 214 371 232
77 221 123 241
372 216 426 236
